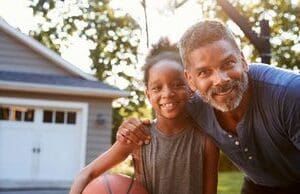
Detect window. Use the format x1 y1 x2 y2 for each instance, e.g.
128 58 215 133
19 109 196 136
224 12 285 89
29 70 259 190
67 112 76 124
0 106 10 120
43 110 76 125
43 110 53 123
55 111 64 124
14 110 22 121
25 109 34 122
12 107 24 121
0 106 35 122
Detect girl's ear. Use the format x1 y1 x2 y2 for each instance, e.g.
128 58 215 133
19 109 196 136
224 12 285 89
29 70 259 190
184 69 197 92
145 89 150 100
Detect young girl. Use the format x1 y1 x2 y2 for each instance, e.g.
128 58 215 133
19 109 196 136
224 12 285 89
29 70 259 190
69 38 219 194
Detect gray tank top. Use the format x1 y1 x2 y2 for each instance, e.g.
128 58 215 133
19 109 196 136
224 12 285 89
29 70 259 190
133 122 205 194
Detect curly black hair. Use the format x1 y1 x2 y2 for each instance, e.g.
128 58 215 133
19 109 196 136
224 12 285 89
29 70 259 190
143 37 182 86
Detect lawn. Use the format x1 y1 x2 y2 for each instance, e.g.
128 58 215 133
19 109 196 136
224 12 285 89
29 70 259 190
218 171 244 194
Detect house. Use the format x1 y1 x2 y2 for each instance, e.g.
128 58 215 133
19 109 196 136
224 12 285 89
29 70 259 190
0 19 128 189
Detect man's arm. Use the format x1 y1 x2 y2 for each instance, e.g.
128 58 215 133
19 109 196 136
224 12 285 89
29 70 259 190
283 76 300 150
117 118 151 145
287 98 300 150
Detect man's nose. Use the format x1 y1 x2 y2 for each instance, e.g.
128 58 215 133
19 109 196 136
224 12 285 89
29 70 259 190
213 71 230 86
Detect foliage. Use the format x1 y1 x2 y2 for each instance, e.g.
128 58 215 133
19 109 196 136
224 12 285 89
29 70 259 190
29 0 150 142
195 0 300 70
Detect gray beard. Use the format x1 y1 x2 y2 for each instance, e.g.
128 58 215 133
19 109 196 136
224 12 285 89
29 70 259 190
197 73 249 112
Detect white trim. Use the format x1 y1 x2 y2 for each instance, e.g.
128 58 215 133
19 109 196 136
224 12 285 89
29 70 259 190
0 80 129 98
0 19 96 81
80 102 88 169
0 97 88 171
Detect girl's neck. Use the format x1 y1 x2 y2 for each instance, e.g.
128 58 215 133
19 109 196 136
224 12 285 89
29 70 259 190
155 114 190 135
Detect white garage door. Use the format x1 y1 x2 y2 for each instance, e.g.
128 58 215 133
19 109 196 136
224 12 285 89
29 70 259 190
0 98 88 186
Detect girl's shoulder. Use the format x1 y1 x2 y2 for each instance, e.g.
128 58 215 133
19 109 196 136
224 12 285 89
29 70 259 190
186 114 205 134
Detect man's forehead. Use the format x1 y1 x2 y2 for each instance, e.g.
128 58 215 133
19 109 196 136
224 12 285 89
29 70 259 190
189 40 239 64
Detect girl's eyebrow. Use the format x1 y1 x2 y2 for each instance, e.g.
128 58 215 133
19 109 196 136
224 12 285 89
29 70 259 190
148 80 161 86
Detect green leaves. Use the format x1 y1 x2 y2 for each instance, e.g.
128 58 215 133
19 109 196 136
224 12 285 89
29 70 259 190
197 0 300 70
29 0 149 143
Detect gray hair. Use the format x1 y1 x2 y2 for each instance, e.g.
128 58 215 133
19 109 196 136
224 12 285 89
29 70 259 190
178 20 240 69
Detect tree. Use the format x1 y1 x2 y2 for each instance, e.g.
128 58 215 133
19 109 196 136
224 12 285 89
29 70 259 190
29 0 150 142
195 0 300 70
163 0 299 70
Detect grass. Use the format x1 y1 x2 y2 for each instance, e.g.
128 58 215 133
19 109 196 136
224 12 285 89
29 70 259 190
111 158 244 194
218 171 244 194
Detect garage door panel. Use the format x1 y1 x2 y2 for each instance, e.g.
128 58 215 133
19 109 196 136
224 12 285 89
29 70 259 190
37 127 81 181
0 126 34 180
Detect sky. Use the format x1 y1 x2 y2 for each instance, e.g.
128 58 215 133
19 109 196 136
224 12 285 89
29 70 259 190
0 0 204 74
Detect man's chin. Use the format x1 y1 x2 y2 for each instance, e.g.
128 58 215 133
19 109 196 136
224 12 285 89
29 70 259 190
210 98 241 112
198 90 242 112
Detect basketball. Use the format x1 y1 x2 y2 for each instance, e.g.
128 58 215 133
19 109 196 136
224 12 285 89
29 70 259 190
82 173 148 194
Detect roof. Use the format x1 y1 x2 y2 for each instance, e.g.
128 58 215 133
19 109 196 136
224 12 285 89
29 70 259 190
0 71 129 98
0 19 96 81
0 19 129 98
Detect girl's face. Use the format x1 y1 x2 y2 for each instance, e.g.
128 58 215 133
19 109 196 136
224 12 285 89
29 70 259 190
146 60 189 120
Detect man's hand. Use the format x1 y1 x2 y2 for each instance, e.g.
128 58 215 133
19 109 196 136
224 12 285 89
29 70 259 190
117 118 151 145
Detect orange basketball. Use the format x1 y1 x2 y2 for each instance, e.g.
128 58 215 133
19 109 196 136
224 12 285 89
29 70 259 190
82 174 148 194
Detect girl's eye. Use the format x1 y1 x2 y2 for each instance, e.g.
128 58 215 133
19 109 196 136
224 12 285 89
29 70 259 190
151 86 160 92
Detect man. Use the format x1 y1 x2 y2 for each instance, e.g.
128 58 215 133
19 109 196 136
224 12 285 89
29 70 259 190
117 20 300 194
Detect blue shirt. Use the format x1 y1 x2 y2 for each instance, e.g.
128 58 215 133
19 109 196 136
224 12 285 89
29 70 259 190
187 64 300 187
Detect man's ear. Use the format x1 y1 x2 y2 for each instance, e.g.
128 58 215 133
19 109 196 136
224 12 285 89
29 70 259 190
240 52 249 71
184 69 197 92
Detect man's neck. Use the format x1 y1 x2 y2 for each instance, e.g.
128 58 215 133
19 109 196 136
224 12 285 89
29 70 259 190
214 86 251 135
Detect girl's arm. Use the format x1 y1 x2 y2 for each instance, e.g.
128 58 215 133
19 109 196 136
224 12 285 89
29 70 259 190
69 141 136 194
203 136 219 194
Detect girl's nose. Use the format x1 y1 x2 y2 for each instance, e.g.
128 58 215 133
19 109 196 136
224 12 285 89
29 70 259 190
162 87 175 98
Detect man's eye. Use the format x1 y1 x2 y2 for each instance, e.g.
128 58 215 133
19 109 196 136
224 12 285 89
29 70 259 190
223 61 235 69
198 70 209 78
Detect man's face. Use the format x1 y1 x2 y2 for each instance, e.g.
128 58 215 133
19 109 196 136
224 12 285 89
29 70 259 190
185 39 249 112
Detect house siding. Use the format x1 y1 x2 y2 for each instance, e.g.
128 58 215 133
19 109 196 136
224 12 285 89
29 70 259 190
0 30 79 77
0 90 113 165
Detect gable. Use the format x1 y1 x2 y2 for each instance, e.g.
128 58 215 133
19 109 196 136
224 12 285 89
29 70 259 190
0 29 80 78
0 19 128 99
